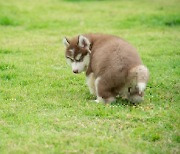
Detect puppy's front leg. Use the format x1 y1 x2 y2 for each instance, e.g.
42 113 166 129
86 73 96 95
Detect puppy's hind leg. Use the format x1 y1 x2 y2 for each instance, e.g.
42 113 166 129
95 77 116 104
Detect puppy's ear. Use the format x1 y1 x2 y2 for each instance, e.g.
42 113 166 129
63 37 70 47
78 35 90 49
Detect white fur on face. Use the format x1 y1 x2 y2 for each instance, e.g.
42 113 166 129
72 61 84 73
66 58 72 66
75 53 82 61
69 54 90 73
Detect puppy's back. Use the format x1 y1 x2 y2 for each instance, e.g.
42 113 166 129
88 34 142 77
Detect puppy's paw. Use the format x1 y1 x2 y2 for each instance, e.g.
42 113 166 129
95 99 100 103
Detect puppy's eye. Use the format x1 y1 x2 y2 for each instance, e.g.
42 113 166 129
66 57 74 62
76 56 83 62
76 59 82 62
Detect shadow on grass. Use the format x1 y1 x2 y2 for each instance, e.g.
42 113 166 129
111 98 138 107
86 94 137 107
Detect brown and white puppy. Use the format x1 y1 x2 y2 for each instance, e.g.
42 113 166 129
63 33 149 104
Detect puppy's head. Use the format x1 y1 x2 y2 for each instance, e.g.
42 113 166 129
63 35 91 74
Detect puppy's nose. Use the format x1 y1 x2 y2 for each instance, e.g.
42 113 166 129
73 70 78 74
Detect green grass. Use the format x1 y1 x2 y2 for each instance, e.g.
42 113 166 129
0 0 180 153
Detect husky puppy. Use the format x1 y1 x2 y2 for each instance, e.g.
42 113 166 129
63 34 149 104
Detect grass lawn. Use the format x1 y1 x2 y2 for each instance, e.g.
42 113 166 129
0 0 180 153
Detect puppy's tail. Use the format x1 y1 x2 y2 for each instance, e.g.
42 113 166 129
128 65 149 102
